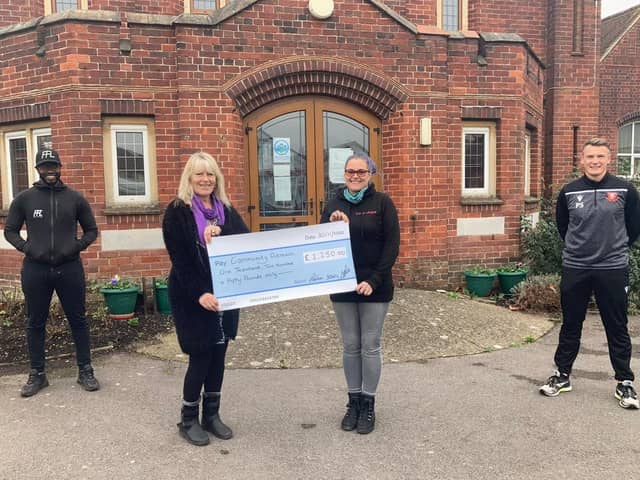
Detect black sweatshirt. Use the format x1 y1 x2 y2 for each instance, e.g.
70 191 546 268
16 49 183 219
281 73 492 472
321 184 400 303
556 173 640 269
4 180 98 266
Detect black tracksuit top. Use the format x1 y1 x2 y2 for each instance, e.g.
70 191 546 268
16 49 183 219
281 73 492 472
4 180 98 266
321 184 400 303
556 173 640 269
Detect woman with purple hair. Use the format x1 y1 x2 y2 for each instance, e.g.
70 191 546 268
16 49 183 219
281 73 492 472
321 152 400 434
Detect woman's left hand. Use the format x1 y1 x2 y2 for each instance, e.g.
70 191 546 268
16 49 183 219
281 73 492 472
204 224 222 243
356 281 373 296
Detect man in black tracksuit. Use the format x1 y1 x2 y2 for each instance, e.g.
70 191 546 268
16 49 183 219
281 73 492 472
4 149 100 397
539 138 640 409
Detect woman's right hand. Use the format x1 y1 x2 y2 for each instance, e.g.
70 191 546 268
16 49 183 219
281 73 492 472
198 292 220 311
329 210 349 223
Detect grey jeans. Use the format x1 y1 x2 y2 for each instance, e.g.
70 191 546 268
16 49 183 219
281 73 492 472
332 301 389 396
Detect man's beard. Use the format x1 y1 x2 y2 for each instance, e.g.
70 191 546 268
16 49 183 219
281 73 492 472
39 171 61 185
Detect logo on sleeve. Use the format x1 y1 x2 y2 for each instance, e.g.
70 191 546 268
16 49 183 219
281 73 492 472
606 192 619 202
33 209 43 218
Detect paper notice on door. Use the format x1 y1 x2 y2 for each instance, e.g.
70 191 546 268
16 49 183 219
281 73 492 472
274 176 292 201
329 148 354 183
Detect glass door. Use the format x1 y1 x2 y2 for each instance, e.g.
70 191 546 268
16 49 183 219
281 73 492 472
245 97 381 231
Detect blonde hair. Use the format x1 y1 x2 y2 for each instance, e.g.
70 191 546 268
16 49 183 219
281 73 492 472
175 151 231 207
583 137 611 151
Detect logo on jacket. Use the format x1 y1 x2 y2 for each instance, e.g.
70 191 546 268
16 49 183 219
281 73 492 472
606 192 619 202
33 209 43 218
575 195 584 209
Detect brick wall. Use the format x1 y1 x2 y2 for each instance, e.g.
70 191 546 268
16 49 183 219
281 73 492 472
0 0 553 290
544 0 600 190
599 21 640 159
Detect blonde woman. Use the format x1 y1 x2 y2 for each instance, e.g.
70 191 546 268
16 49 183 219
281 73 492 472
162 152 249 446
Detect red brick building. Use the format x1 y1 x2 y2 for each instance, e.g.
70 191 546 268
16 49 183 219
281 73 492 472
600 5 640 179
0 0 601 289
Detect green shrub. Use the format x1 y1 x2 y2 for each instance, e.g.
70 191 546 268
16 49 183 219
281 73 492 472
521 200 562 276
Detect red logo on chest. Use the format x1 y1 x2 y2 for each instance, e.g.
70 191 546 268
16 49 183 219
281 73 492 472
606 192 619 202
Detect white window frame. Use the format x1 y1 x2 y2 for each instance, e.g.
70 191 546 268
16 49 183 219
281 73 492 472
462 125 493 197
524 132 531 196
46 0 86 15
103 117 158 208
109 124 151 204
617 121 640 179
1 125 51 205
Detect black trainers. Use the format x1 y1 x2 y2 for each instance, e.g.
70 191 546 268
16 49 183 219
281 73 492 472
21 369 49 397
77 365 100 392
539 370 572 397
615 380 639 409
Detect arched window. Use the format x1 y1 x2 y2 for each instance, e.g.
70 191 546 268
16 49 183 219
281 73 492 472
617 121 640 178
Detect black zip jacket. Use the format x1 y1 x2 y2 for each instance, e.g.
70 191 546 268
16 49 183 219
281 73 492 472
4 180 98 266
556 173 640 269
321 184 400 303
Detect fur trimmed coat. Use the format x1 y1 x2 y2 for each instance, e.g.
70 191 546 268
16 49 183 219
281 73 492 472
162 199 249 355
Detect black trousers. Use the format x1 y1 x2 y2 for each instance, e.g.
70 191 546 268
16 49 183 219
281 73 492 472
21 258 92 371
555 267 634 381
183 342 228 403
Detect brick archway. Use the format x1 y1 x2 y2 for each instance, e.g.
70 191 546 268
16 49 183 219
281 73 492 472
226 58 408 119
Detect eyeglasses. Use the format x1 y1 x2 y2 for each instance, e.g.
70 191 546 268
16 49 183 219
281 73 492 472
344 169 370 176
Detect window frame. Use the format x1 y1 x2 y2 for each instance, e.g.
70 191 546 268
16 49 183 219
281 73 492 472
617 121 640 179
190 0 218 14
437 0 468 32
461 122 496 198
102 117 158 207
524 132 531 196
0 123 51 207
46 0 86 15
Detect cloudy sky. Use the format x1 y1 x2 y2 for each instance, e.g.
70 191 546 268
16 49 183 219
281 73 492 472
601 0 640 18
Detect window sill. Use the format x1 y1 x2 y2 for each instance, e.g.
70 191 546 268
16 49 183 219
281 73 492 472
0 209 8 218
460 197 503 206
103 205 162 216
524 196 540 205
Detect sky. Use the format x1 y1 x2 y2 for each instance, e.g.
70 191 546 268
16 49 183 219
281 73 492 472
601 0 640 18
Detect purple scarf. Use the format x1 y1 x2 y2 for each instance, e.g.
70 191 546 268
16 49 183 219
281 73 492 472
192 194 226 244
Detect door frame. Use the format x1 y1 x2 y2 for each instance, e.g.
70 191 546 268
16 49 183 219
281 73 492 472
244 96 382 231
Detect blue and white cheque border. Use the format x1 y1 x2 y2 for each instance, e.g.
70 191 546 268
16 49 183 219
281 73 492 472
207 222 357 310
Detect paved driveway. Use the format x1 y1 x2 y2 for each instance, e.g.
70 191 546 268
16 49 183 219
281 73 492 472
1 314 639 479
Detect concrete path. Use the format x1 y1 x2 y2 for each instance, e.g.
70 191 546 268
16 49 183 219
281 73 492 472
1 313 639 479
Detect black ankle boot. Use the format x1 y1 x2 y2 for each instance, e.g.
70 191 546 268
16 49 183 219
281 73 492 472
341 392 361 431
178 403 209 446
201 393 233 440
357 394 375 434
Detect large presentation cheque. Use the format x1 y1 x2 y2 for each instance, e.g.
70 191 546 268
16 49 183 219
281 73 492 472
207 222 357 310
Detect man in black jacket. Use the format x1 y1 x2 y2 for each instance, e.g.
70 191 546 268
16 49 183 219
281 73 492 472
4 149 100 397
539 138 640 409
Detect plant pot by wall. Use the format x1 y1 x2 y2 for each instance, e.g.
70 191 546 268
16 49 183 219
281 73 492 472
100 287 139 320
464 272 497 297
155 284 172 314
497 271 527 296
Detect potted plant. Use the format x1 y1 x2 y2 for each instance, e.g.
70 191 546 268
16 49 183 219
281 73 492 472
154 276 172 314
463 266 497 297
497 262 529 296
99 275 141 320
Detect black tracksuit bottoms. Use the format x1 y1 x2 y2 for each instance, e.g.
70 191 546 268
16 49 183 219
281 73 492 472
555 266 634 381
21 258 92 372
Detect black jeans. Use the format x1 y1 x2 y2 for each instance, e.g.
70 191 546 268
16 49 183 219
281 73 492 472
183 342 228 403
21 258 91 371
555 267 634 381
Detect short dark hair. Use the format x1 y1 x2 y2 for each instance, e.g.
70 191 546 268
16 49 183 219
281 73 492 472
583 138 610 151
